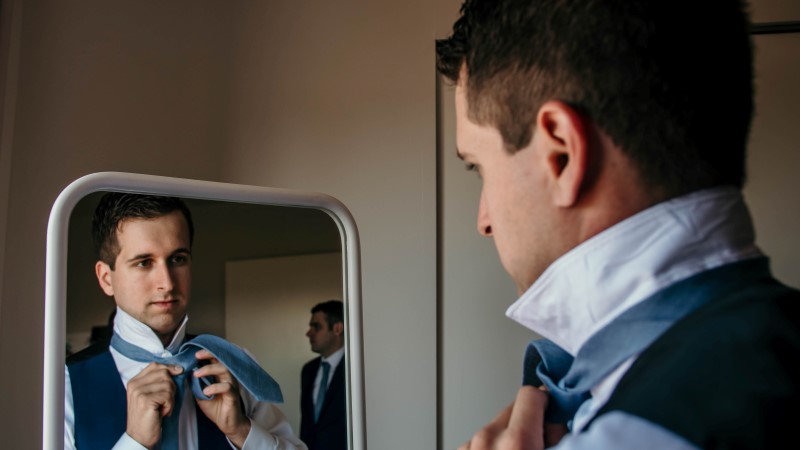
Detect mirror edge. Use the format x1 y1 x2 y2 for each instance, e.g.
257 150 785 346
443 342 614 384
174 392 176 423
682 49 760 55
43 171 365 450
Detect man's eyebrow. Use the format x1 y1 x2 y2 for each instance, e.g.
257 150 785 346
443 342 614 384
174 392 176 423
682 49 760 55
126 253 153 263
125 248 192 263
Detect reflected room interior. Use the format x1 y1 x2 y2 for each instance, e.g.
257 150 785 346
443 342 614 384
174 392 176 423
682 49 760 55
65 192 343 435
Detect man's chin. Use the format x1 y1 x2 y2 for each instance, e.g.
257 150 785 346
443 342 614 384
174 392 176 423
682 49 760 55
146 315 184 339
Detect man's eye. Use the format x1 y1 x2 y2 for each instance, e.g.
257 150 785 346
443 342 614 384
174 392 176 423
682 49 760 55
170 255 189 265
465 163 481 178
135 260 152 268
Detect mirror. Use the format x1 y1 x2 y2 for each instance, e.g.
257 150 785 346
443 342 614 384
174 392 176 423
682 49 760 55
44 172 365 449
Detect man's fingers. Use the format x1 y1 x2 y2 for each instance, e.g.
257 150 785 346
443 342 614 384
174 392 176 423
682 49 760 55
498 386 548 450
127 363 182 416
193 360 239 394
543 422 569 448
459 387 551 450
490 401 514 428
195 349 218 361
508 386 548 431
200 380 237 398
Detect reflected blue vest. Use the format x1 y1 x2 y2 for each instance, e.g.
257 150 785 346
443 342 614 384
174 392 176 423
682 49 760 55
67 341 230 450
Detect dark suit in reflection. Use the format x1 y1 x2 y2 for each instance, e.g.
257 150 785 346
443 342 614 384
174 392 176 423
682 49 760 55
300 356 347 450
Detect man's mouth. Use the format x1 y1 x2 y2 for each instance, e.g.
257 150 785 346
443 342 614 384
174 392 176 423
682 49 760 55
151 299 178 308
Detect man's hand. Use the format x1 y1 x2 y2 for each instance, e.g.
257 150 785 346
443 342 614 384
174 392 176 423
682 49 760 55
125 362 184 449
193 349 252 449
459 386 555 450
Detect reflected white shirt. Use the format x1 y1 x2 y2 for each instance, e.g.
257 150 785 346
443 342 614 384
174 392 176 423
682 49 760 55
312 347 344 406
64 308 306 450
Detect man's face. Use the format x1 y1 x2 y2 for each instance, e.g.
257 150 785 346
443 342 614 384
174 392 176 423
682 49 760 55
95 211 191 344
455 81 563 293
306 311 342 358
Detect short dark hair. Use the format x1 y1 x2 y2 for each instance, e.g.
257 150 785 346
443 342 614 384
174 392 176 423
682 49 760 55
311 300 344 329
91 192 194 269
436 0 754 197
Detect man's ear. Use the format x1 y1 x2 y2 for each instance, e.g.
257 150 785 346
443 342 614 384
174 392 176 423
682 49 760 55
95 261 115 297
333 322 344 336
535 100 589 207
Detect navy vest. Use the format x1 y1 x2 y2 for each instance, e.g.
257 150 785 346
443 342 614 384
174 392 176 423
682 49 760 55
67 339 231 450
587 259 800 449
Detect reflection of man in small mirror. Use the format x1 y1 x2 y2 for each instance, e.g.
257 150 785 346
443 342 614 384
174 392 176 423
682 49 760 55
300 300 347 450
65 193 306 450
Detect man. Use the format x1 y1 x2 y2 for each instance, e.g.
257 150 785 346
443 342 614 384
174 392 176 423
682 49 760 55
65 193 306 450
436 1 800 449
300 300 347 450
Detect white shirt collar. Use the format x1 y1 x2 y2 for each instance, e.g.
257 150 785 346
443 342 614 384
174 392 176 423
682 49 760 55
322 346 345 373
506 187 762 356
113 307 188 355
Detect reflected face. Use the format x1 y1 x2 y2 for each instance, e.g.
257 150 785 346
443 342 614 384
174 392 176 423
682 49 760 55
306 311 342 358
95 211 192 344
455 81 558 293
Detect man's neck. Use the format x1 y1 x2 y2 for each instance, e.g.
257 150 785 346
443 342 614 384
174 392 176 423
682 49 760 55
156 331 178 348
321 344 344 360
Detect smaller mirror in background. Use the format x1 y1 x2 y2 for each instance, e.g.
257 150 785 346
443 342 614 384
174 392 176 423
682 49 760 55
66 192 343 437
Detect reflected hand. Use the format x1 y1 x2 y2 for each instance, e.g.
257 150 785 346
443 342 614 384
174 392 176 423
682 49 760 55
193 349 251 449
125 362 183 449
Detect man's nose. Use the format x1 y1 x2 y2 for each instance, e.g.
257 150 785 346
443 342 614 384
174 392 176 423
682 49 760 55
477 189 493 237
154 263 175 292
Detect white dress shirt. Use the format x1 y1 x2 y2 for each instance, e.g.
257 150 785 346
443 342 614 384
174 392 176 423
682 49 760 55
65 308 307 450
312 346 344 407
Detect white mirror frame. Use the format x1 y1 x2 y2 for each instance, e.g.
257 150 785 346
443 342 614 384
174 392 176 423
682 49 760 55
43 172 365 450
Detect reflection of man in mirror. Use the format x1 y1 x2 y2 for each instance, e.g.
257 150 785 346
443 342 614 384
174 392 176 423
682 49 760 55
300 300 346 450
65 193 306 450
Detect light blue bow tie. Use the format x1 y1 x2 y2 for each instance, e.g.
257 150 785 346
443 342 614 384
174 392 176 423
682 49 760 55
112 333 283 449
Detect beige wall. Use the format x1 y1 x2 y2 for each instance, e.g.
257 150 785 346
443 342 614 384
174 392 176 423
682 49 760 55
745 31 800 288
225 253 343 435
1 2 233 447
0 0 797 449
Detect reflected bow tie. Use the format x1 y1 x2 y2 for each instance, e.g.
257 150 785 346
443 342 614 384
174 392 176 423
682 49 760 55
111 333 283 449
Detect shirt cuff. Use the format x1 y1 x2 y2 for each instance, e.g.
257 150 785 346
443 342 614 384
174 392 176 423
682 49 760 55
238 421 280 450
112 433 149 450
